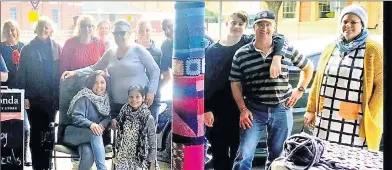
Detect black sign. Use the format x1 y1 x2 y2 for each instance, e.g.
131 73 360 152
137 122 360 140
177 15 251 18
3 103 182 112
1 90 24 170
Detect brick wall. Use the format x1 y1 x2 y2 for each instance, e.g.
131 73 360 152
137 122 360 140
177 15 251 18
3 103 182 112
1 2 81 30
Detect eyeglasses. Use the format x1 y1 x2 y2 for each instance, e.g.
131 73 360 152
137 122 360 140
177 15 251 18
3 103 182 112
80 24 94 28
230 21 245 27
255 22 273 28
112 31 127 37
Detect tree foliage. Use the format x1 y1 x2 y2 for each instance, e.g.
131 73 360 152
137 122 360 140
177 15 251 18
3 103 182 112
266 1 282 33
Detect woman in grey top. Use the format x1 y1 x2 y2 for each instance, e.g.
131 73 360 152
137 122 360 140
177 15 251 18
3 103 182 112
61 19 160 127
66 70 111 170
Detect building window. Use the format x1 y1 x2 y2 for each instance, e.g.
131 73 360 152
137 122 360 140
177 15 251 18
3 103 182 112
282 2 296 19
52 9 59 24
318 2 335 18
10 8 17 21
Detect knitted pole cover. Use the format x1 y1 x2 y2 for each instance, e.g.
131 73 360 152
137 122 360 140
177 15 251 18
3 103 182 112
173 1 205 170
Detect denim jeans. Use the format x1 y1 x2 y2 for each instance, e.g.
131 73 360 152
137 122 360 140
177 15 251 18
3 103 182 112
24 109 30 131
24 109 32 163
232 100 293 170
149 100 160 123
78 135 107 170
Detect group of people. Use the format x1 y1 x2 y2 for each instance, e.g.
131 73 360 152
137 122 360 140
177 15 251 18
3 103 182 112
0 14 176 170
0 3 383 170
204 4 382 170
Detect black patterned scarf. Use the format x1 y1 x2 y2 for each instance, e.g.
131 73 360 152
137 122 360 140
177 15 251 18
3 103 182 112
115 103 152 169
66 87 111 116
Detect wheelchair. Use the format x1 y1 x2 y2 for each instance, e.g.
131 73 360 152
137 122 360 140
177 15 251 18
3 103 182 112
49 75 116 170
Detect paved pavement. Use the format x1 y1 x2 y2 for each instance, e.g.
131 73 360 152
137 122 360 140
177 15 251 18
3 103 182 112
205 157 266 170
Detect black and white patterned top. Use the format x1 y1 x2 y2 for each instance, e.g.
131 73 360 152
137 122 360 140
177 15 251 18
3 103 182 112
314 43 366 148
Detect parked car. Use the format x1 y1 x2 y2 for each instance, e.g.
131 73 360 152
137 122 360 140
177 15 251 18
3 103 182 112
156 83 173 163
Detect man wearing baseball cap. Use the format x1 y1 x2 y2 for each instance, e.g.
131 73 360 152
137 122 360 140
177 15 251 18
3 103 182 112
229 10 314 170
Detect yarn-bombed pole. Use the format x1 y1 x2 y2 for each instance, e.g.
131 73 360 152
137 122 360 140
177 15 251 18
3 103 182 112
172 2 205 170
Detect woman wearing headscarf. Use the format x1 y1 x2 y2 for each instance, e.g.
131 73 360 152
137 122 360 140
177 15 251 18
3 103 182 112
18 16 62 170
304 4 383 151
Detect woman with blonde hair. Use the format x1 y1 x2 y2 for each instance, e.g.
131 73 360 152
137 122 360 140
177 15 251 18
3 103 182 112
135 18 162 122
0 20 33 166
304 4 383 151
18 16 62 169
59 14 106 75
0 19 23 88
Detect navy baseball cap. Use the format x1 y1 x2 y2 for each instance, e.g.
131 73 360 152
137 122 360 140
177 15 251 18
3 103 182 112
253 10 276 25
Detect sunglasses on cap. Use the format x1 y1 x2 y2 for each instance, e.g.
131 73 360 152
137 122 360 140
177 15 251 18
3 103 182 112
112 31 127 37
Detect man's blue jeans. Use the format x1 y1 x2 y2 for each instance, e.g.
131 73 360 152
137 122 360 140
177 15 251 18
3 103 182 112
232 100 293 170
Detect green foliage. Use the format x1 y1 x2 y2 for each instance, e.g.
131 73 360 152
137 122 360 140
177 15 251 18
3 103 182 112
205 9 218 23
325 12 335 18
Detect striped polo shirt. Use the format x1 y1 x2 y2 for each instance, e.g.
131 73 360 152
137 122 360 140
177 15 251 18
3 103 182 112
229 42 310 105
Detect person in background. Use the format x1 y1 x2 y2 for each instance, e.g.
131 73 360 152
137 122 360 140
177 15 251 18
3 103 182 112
97 20 115 51
160 18 174 89
304 4 383 151
204 10 288 170
0 19 32 166
0 54 8 82
59 14 106 75
18 16 62 170
135 19 162 122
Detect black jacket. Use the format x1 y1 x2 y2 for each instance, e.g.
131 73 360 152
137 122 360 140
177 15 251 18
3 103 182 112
18 37 62 110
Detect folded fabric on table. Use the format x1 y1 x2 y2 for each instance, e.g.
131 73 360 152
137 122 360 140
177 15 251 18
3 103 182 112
272 133 383 170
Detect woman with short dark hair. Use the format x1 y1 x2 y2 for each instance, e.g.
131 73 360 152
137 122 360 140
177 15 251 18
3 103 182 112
65 70 111 170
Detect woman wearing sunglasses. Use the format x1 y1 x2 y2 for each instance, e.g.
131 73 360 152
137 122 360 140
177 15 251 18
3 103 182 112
61 19 160 136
